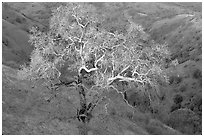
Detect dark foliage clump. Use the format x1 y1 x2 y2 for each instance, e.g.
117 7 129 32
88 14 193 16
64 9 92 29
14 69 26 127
174 77 182 84
169 76 182 85
127 92 151 113
170 94 183 112
192 69 202 79
187 94 202 117
173 94 183 104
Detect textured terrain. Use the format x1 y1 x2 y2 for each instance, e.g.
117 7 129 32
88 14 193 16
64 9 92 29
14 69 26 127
2 2 202 135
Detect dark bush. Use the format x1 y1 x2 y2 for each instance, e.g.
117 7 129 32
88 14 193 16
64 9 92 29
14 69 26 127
192 69 202 79
15 17 22 23
127 92 151 113
188 94 202 117
168 76 174 85
169 76 182 85
173 94 183 104
174 76 182 84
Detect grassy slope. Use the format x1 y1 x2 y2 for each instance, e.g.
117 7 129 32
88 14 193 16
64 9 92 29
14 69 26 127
2 2 202 135
125 3 202 134
2 19 32 68
2 3 48 68
3 65 181 135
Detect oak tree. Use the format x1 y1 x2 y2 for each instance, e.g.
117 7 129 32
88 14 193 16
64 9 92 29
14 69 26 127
18 3 170 123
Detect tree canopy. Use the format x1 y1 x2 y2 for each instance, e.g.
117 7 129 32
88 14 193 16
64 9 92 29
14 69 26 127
18 2 171 106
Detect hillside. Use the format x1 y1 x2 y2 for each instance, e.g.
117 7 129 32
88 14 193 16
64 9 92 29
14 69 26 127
2 64 182 135
3 2 202 67
2 2 202 135
2 19 32 68
2 3 47 68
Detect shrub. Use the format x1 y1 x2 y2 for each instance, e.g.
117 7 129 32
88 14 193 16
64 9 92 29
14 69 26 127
168 75 182 85
192 69 202 79
173 94 183 104
187 93 202 117
15 17 22 23
174 76 182 84
127 91 151 113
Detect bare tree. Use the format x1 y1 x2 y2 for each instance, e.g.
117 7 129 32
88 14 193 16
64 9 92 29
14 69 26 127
18 3 170 123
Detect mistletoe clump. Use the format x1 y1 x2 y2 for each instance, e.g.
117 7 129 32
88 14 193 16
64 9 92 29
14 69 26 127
18 3 171 123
